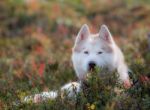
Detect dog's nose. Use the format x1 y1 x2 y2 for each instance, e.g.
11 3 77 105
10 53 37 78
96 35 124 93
88 62 96 71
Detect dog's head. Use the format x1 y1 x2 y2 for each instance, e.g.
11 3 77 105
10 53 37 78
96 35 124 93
72 24 116 80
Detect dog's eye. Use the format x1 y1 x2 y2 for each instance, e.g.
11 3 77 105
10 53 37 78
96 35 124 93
84 51 89 54
97 51 103 54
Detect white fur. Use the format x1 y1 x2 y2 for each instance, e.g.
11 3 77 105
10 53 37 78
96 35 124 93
72 24 129 81
24 82 81 103
24 24 129 103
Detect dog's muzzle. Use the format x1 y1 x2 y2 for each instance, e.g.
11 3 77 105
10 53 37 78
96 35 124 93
88 61 96 71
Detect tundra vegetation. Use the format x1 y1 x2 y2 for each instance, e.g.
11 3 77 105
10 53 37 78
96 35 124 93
0 0 150 109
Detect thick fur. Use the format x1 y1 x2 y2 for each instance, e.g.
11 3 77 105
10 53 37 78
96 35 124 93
72 24 129 81
24 24 130 103
24 82 81 103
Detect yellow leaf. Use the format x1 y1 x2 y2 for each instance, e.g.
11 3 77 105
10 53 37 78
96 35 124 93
90 104 95 110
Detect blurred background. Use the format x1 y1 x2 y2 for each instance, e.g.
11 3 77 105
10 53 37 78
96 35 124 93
0 0 150 109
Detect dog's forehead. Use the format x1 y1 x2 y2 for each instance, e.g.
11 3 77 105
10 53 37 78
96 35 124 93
83 34 102 50
88 34 101 45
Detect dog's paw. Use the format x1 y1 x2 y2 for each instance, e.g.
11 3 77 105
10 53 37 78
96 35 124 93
33 94 43 103
123 80 132 89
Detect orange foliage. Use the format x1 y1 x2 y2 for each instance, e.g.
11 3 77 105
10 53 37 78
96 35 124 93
26 0 40 13
50 3 61 20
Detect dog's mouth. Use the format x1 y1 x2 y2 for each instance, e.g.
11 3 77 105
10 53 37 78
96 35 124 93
89 67 96 72
88 65 97 73
88 65 102 73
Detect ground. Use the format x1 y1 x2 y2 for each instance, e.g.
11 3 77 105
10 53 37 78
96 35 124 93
0 0 150 109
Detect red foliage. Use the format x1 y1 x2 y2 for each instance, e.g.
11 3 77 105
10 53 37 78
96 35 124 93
31 60 45 77
38 62 45 77
139 75 149 83
35 45 43 54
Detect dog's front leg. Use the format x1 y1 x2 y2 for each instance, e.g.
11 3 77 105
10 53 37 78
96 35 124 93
24 82 81 103
117 63 132 88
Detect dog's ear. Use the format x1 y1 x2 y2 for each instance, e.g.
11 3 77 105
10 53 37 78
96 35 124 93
99 25 114 44
76 24 90 43
73 24 90 52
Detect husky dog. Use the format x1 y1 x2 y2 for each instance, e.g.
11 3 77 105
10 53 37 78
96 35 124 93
24 24 131 103
72 24 129 82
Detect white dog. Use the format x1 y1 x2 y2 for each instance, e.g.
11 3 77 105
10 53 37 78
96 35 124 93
24 24 131 103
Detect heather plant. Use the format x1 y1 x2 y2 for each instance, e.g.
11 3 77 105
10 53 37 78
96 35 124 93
0 0 150 110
